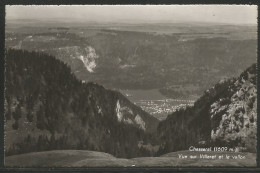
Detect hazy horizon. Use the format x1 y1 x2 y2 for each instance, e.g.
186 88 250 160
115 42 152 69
6 5 258 25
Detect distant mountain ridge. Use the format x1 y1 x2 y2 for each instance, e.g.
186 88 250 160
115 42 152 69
5 49 159 158
5 27 257 99
157 63 257 155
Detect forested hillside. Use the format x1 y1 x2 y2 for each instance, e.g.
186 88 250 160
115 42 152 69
4 49 257 159
157 64 257 155
5 49 159 158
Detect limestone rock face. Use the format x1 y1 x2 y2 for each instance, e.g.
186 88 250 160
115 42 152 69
210 64 257 152
157 64 257 155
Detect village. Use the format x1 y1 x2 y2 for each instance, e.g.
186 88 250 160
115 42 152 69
135 99 195 120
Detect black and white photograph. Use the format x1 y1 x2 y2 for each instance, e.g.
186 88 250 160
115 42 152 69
4 5 257 167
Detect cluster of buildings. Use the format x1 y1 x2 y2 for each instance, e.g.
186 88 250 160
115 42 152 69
135 99 194 120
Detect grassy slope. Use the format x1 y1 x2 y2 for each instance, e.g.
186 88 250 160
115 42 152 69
5 150 256 167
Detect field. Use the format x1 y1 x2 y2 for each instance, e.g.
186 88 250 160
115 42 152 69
5 150 256 167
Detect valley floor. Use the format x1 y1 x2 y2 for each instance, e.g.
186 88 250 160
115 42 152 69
5 150 256 167
120 89 196 120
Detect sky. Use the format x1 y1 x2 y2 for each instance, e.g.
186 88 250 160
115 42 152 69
6 5 258 25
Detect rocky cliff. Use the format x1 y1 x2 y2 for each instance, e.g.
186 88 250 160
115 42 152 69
157 64 257 155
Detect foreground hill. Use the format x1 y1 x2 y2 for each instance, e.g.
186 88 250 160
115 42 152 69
157 64 257 155
5 49 159 158
5 150 256 167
